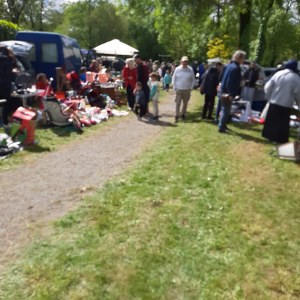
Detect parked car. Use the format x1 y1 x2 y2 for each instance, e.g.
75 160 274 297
240 61 278 110
15 31 82 82
262 67 276 80
0 40 35 88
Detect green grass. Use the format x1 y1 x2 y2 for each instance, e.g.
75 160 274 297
0 93 299 299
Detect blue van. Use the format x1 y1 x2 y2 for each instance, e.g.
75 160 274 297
15 31 82 81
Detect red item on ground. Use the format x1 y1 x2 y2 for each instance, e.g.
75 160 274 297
55 91 65 100
12 107 37 145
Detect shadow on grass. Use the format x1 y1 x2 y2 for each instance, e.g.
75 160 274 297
183 110 270 144
230 121 264 133
153 120 178 127
228 130 269 144
139 118 178 128
160 113 175 118
51 125 83 137
180 111 202 123
36 123 83 137
24 144 52 153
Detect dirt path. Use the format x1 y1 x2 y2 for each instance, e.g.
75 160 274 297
0 92 179 274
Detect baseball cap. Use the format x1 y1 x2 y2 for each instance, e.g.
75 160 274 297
284 59 298 72
181 56 189 62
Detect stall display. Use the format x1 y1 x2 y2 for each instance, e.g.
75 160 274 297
1 70 129 158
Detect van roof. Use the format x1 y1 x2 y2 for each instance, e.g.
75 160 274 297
16 31 78 42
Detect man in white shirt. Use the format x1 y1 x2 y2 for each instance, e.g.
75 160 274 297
172 56 195 122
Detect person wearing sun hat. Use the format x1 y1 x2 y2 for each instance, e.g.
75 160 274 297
262 59 300 144
172 56 195 122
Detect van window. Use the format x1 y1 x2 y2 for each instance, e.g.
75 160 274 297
73 47 82 60
63 45 73 59
42 43 58 63
28 43 36 62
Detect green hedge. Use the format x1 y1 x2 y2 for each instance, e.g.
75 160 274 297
0 20 20 41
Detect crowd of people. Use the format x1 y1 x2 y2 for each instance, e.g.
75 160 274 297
122 50 300 145
1 42 300 145
199 51 300 143
122 54 196 123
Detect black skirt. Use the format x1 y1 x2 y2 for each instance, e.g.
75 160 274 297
262 103 291 143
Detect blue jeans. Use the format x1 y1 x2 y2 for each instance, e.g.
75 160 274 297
218 101 231 130
215 96 221 121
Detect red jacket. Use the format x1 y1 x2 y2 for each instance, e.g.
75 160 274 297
122 66 137 89
36 81 53 96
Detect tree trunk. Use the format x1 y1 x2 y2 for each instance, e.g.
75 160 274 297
216 0 221 28
254 0 275 64
254 16 267 64
239 0 252 54
88 0 92 49
38 0 44 31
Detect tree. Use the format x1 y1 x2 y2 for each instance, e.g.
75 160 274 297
119 0 167 59
263 8 300 65
238 0 252 54
0 19 20 41
127 20 166 59
3 0 29 24
21 0 45 30
253 0 300 64
207 36 232 59
55 1 129 49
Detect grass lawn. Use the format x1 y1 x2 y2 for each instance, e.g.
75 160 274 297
0 92 299 299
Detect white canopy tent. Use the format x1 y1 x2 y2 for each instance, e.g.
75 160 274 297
94 39 139 56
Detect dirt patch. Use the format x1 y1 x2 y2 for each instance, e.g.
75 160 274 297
0 93 179 274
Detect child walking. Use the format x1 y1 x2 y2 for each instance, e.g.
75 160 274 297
149 72 160 121
163 70 172 91
134 81 146 120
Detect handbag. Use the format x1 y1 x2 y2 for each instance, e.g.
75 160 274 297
221 93 232 103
